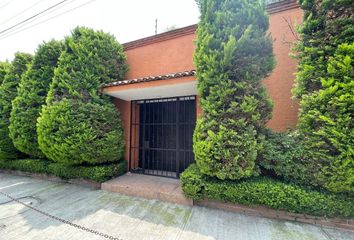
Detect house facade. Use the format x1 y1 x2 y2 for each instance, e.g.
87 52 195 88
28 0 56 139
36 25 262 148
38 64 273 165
101 0 303 178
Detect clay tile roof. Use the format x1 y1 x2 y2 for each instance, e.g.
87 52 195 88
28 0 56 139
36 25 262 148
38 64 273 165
101 70 196 88
266 0 298 14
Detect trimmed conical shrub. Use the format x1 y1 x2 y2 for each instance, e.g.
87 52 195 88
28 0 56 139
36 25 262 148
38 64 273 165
9 40 64 158
298 43 354 193
37 27 128 165
0 53 33 160
294 0 354 193
294 0 354 98
193 0 274 180
0 61 10 85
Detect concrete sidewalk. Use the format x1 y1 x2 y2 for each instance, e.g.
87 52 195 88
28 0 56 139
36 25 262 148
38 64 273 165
0 173 353 240
102 173 193 206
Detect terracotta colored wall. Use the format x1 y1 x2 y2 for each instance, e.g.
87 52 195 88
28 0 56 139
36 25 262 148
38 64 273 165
122 7 302 132
130 103 140 169
113 98 131 165
114 6 303 163
125 34 195 79
196 96 202 118
264 7 303 131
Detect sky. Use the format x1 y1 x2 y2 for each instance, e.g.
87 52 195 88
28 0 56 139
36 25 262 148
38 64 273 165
0 0 200 61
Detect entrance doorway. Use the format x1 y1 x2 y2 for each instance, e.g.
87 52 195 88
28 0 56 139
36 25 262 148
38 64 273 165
130 96 196 178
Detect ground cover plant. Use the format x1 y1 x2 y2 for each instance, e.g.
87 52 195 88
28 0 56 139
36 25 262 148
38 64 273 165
181 164 354 218
0 158 127 183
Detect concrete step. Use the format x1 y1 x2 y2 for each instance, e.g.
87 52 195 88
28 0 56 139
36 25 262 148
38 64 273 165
101 173 193 206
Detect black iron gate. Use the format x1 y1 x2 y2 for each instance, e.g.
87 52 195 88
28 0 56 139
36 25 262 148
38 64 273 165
130 96 196 178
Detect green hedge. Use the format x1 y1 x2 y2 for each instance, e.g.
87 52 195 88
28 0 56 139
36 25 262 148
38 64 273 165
181 164 354 218
47 161 127 182
0 158 127 183
0 158 48 174
257 129 310 185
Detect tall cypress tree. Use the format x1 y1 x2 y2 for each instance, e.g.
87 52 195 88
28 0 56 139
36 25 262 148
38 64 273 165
37 27 128 165
0 53 33 160
9 40 64 158
294 0 354 97
295 0 354 193
0 61 10 85
193 0 274 180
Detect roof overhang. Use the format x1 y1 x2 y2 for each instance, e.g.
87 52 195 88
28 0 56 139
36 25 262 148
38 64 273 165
102 71 197 101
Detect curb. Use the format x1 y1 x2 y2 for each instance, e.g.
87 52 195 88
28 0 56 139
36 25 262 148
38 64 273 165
195 199 354 231
0 169 101 189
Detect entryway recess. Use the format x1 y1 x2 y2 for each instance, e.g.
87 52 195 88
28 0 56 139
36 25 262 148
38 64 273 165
130 96 196 178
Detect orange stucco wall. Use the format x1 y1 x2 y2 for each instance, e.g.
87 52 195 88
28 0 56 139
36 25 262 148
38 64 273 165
264 7 303 131
112 6 303 163
113 98 131 166
120 7 302 132
125 34 195 79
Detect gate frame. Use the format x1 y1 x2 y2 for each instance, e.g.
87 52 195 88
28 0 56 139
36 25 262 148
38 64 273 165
129 95 196 178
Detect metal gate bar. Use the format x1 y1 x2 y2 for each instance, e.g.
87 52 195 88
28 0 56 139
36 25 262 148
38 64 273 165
129 96 196 178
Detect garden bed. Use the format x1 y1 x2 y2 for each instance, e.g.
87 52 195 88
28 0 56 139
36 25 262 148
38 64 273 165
181 165 354 220
0 158 127 184
0 169 101 189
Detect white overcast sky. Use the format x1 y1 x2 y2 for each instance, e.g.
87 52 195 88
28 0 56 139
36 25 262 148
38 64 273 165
0 0 200 61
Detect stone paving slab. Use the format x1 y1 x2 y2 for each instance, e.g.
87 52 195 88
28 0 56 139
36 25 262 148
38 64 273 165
102 173 193 206
0 173 353 240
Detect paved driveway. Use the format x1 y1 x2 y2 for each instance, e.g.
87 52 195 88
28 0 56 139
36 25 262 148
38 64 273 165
0 173 353 240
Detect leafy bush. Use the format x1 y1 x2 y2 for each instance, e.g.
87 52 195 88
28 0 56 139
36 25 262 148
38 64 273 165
180 163 204 200
0 158 49 174
37 27 127 165
0 158 127 183
294 0 354 97
0 61 10 85
38 100 124 165
298 43 354 193
193 0 274 180
257 130 310 184
47 161 127 183
0 53 33 160
9 40 64 158
181 165 354 218
293 0 353 194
